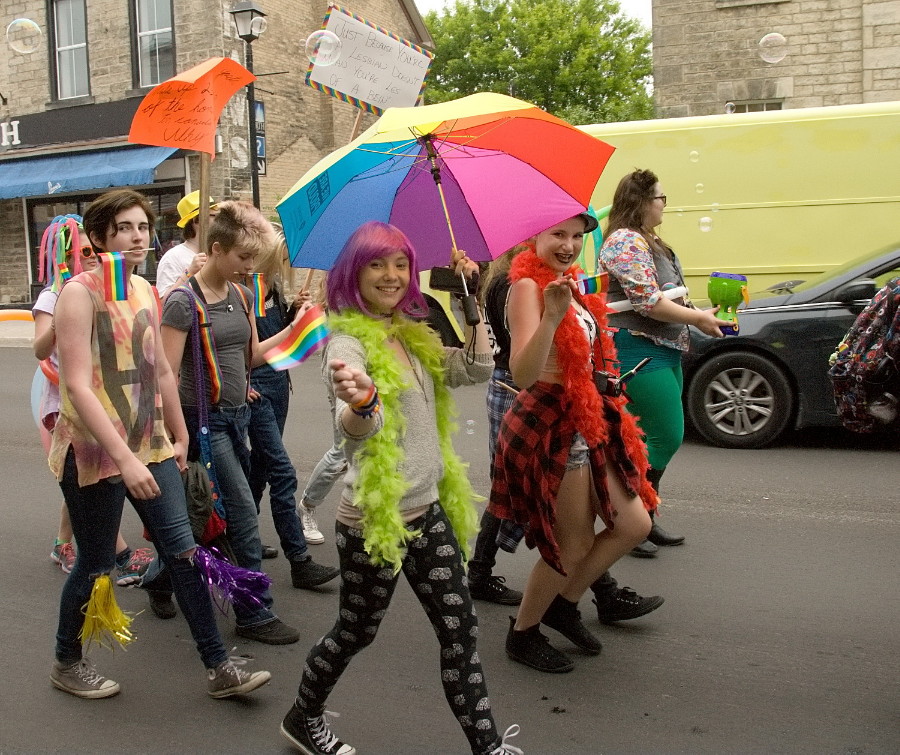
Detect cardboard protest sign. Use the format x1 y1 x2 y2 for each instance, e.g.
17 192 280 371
129 57 254 156
306 4 433 115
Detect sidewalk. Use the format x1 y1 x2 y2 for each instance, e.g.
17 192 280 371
0 321 34 347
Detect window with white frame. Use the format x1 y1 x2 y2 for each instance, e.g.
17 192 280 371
53 0 89 99
135 0 174 88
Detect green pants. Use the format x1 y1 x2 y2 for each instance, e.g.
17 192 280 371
613 330 684 471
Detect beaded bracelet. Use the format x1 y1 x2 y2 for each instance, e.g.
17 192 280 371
349 384 380 418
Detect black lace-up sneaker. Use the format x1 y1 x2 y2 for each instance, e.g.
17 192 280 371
281 701 356 754
469 575 523 605
505 616 574 673
593 586 664 624
541 595 603 654
290 557 340 589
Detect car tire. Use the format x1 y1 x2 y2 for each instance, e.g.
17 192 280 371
686 351 795 449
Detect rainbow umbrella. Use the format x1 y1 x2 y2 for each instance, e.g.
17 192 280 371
276 92 615 270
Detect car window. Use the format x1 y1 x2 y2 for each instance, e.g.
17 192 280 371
874 267 900 289
786 244 900 294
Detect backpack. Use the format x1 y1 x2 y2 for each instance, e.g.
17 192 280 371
827 277 900 432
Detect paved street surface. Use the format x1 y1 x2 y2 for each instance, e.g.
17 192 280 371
1 346 897 754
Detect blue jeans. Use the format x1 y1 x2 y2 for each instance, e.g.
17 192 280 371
56 449 228 669
301 420 347 506
248 379 308 561
206 405 276 627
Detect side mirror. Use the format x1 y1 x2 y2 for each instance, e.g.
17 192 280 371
835 279 877 304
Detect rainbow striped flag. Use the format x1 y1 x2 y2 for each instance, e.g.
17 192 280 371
99 252 128 301
577 272 608 296
263 304 330 371
252 274 266 317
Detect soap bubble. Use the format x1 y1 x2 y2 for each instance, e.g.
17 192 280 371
724 101 736 114
689 150 700 163
711 202 720 212
465 420 476 435
695 183 705 194
250 16 268 37
6 18 42 54
698 217 713 232
305 30 342 66
758 32 787 64
676 209 684 218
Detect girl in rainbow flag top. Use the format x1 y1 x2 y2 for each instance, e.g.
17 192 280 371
48 190 271 700
34 215 155 584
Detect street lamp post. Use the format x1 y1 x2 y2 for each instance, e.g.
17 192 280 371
229 1 267 209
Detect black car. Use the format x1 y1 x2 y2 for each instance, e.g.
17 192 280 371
681 244 900 449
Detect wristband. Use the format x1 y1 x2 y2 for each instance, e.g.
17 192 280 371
350 383 376 408
349 385 380 418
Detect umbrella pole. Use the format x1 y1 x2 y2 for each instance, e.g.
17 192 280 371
423 137 480 326
423 138 460 258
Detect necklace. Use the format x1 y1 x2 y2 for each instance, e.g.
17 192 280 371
198 269 233 311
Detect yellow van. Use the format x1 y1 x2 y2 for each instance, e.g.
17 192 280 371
580 101 900 294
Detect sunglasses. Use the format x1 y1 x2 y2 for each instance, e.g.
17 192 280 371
79 245 95 258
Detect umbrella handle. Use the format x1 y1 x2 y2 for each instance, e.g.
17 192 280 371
461 293 481 326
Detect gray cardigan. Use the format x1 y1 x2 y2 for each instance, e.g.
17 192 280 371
323 331 492 514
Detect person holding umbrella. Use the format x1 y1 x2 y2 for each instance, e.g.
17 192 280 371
280 221 522 755
489 213 660 673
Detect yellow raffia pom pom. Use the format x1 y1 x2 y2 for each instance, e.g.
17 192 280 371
79 574 136 649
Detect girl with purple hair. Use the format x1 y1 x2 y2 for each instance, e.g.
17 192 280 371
280 221 522 755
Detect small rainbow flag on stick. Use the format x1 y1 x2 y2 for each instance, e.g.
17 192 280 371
577 271 609 296
99 252 128 301
263 304 330 371
252 274 266 317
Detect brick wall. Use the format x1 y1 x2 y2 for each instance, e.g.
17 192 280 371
652 0 900 117
0 0 431 301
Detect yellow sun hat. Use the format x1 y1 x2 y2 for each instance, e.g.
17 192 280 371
176 191 217 228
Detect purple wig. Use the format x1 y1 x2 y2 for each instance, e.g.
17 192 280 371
326 221 428 317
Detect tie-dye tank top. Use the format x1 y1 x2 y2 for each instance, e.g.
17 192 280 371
48 271 174 486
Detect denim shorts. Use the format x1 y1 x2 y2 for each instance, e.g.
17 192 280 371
566 432 590 470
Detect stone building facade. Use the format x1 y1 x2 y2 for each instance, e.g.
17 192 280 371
0 0 431 302
651 0 900 118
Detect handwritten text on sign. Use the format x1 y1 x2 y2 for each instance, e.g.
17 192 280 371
305 5 433 115
129 57 254 156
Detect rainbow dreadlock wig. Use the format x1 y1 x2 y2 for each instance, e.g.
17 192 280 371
38 215 88 292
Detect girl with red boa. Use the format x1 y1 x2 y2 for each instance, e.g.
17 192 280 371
489 215 658 673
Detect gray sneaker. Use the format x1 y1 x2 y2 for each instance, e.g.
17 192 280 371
207 659 271 698
51 658 120 699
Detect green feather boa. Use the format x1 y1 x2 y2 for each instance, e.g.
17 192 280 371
328 309 480 572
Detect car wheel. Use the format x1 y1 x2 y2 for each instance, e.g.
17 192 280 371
686 351 795 449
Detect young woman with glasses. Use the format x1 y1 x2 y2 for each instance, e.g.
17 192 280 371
598 169 730 556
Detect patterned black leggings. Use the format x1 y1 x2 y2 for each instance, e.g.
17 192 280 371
296 502 499 754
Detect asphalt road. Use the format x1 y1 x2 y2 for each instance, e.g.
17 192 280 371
1 346 897 754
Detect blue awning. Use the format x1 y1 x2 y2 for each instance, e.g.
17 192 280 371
0 145 178 199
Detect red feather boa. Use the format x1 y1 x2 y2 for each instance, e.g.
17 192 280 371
509 249 658 510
